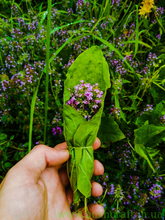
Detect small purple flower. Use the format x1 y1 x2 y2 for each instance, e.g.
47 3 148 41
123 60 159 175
84 91 93 101
84 83 91 88
52 126 62 135
86 96 93 101
74 85 79 90
70 97 75 103
94 89 100 93
75 101 80 105
93 104 98 109
96 93 103 98
84 91 93 97
52 127 56 134
88 115 91 120
83 100 89 104
156 34 161 39
67 100 71 105
78 86 83 90
56 126 62 134
87 86 93 92
95 100 102 104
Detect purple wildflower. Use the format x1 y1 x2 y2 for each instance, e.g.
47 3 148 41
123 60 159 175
84 91 93 97
82 100 89 104
96 93 103 98
75 101 80 105
95 99 102 104
52 126 62 135
93 104 98 109
94 89 100 93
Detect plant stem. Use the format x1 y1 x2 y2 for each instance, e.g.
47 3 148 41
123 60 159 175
44 0 51 145
74 203 78 212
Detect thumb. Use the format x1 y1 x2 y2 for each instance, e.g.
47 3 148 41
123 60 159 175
10 144 70 182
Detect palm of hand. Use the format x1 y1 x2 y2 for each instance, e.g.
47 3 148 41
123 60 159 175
0 138 104 220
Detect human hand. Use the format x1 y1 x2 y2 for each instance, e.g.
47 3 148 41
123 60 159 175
0 137 104 220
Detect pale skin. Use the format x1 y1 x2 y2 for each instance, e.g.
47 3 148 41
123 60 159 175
0 137 105 220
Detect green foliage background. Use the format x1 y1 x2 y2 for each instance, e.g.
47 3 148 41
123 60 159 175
0 0 165 219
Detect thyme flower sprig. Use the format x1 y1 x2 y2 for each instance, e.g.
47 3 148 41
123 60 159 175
66 80 103 121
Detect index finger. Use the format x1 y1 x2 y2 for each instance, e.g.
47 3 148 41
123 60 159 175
92 137 101 150
55 137 101 151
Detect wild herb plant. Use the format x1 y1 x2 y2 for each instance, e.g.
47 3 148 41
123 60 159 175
0 0 165 219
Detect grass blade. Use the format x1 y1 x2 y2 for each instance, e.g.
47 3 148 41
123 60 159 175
39 2 59 25
39 2 44 14
126 40 153 49
117 0 131 28
44 0 52 145
69 0 74 9
28 71 44 153
50 20 90 35
134 4 139 58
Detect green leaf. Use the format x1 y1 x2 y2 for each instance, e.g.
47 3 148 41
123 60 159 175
10 135 14 140
39 2 44 13
134 123 165 146
63 105 85 147
2 115 7 122
143 18 149 28
134 123 165 172
14 151 21 161
100 143 110 148
0 133 7 142
4 162 12 168
135 115 151 127
121 79 131 84
97 116 125 144
151 101 163 121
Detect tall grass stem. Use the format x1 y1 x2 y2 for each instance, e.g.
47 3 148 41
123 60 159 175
44 0 52 145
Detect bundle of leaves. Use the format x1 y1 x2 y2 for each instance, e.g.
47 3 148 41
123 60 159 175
63 46 110 211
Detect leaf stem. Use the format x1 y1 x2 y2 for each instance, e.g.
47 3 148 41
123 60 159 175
128 140 136 152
